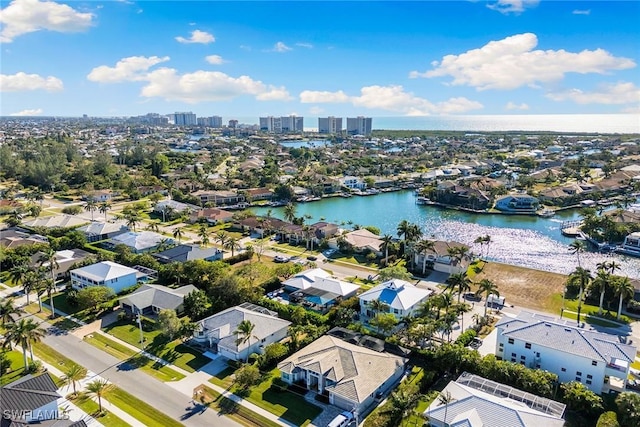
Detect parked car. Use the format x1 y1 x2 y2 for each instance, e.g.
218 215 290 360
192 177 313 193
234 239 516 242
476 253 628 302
274 255 289 263
324 249 336 257
327 411 354 427
307 255 318 261
627 379 640 390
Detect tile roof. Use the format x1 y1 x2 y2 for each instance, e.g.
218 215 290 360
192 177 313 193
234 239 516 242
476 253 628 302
77 221 129 237
278 335 407 404
22 215 88 229
71 261 138 282
359 280 431 311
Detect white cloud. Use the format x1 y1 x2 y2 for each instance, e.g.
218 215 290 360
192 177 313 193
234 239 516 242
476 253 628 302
87 56 170 83
308 106 324 114
505 101 530 110
546 82 640 105
175 29 215 44
140 68 290 103
411 33 636 90
487 0 539 15
295 42 313 49
0 0 94 42
10 108 43 116
272 41 292 52
205 55 225 65
300 85 483 115
572 9 591 15
0 72 63 92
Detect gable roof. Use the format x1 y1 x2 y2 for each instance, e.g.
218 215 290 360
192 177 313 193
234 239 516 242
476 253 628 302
152 244 222 263
109 231 172 251
71 261 138 281
77 221 129 237
278 335 407 404
359 280 432 310
119 284 197 311
0 373 60 414
496 311 636 364
22 215 88 229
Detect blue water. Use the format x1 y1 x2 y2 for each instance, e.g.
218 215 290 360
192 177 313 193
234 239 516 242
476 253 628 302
252 191 640 277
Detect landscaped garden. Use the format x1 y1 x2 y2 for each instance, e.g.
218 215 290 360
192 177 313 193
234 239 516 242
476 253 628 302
0 350 27 386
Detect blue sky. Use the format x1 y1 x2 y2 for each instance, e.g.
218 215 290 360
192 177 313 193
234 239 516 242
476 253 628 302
1 0 639 118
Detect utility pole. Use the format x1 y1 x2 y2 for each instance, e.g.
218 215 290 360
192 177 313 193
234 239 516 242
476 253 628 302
136 306 144 350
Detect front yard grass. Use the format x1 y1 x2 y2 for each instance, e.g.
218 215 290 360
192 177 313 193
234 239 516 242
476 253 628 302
32 341 82 372
208 366 236 389
0 350 27 386
211 368 321 426
103 319 210 372
70 394 131 427
83 333 185 382
197 384 281 427
106 387 184 427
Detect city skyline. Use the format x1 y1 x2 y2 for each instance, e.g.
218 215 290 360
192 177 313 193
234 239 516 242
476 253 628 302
1 0 639 117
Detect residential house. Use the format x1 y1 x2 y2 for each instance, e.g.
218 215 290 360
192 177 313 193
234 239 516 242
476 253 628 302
435 181 491 210
119 284 197 316
77 220 129 242
413 240 471 274
193 303 291 362
105 231 173 253
495 311 637 393
424 372 566 427
245 187 274 202
330 229 383 256
84 189 114 202
22 215 88 229
153 200 200 219
339 176 366 190
189 207 234 224
192 190 245 206
0 228 48 248
0 373 87 426
495 195 540 214
278 329 408 413
311 222 340 242
283 268 360 313
70 261 142 293
359 279 433 321
152 244 223 264
30 248 92 280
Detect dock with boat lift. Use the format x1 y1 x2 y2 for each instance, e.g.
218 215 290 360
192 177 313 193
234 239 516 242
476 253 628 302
560 219 583 237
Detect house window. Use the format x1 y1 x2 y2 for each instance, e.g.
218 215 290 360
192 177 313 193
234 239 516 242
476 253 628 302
394 308 399 314
511 358 516 363
536 364 541 369
561 368 566 372
576 371 582 376
499 343 504 348
586 380 592 385
511 353 516 358
520 355 526 360
261 338 266 343
508 338 514 344
592 360 598 366
587 374 593 379
575 377 581 382
525 343 531 349
282 373 290 380
536 352 540 357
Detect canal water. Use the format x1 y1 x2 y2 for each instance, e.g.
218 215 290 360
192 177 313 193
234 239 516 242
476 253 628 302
252 190 640 278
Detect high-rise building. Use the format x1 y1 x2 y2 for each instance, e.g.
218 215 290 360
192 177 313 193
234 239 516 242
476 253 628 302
260 115 304 133
173 112 197 126
228 119 238 128
318 116 343 134
197 116 223 127
346 116 372 136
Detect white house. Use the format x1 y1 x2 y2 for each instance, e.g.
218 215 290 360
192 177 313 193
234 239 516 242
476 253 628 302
424 372 566 427
283 268 360 297
78 220 129 242
495 195 540 214
70 261 140 294
339 176 366 190
107 231 173 253
359 279 433 321
413 240 470 274
278 329 408 413
193 303 290 362
495 311 637 394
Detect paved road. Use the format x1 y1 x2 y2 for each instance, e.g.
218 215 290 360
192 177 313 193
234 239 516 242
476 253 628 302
42 330 239 427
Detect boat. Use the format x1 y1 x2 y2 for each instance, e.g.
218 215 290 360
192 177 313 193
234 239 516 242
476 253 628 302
416 196 430 205
615 232 640 257
537 209 555 218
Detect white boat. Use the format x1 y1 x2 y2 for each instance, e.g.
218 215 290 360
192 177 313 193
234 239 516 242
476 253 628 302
537 209 555 218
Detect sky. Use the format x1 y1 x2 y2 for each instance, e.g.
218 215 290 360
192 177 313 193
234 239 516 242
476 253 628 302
1 0 639 118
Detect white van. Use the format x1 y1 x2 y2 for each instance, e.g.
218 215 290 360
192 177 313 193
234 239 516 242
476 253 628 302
327 411 354 427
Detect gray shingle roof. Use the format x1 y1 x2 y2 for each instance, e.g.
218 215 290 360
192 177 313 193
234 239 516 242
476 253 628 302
0 373 60 413
119 284 197 311
152 244 222 263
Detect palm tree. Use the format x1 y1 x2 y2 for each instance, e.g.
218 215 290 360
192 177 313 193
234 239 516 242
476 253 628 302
224 237 240 256
38 249 59 317
368 299 389 318
172 227 184 243
216 230 229 249
3 318 46 369
8 264 29 303
85 378 113 413
145 220 160 232
99 202 111 221
197 224 210 247
569 240 587 269
380 234 394 264
591 268 610 316
22 270 42 309
446 272 472 303
414 239 436 275
614 277 635 320
84 200 98 221
476 279 499 316
234 320 258 363
63 365 87 396
437 391 455 427
474 235 485 259
0 298 25 326
284 203 297 223
568 267 592 324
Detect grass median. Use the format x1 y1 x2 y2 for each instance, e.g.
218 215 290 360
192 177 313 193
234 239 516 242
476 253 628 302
70 394 131 427
106 387 184 427
197 385 281 427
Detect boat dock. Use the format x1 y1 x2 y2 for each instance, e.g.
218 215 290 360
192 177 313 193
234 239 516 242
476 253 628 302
560 220 583 237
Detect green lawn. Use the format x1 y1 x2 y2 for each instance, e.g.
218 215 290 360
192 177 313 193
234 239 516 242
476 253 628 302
104 319 210 372
214 368 321 426
106 387 184 427
0 271 19 287
208 366 236 389
70 394 131 427
198 385 281 427
83 333 185 382
0 350 27 386
32 341 83 373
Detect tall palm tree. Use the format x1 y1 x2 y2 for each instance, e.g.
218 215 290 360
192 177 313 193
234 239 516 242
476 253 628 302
380 234 394 264
614 277 635 320
197 224 210 247
368 299 389 318
568 267 592 324
591 268 610 315
446 272 472 303
569 240 587 269
437 391 455 427
41 279 57 318
224 237 240 257
38 249 59 317
0 298 25 326
8 264 29 303
283 203 297 223
145 221 160 232
414 239 436 275
476 279 499 316
63 364 87 396
172 227 184 243
99 202 111 221
85 378 113 413
216 230 229 249
3 318 46 369
84 200 98 221
234 320 258 363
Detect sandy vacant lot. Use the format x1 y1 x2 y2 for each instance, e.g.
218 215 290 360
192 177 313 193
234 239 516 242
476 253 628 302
472 261 568 313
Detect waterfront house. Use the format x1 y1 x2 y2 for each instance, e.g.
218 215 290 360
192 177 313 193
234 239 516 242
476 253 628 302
278 328 408 413
152 244 223 264
339 176 366 190
495 311 636 393
424 372 566 427
119 284 197 316
193 303 290 361
359 279 433 322
105 231 173 253
70 261 142 294
413 240 470 274
311 221 340 241
495 195 539 214
77 220 129 242
330 229 383 256
245 187 274 201
192 190 245 206
188 207 234 224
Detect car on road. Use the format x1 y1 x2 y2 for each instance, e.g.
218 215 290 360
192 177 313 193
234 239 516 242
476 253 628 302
323 249 337 257
274 255 289 263
463 292 482 302
307 255 318 261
